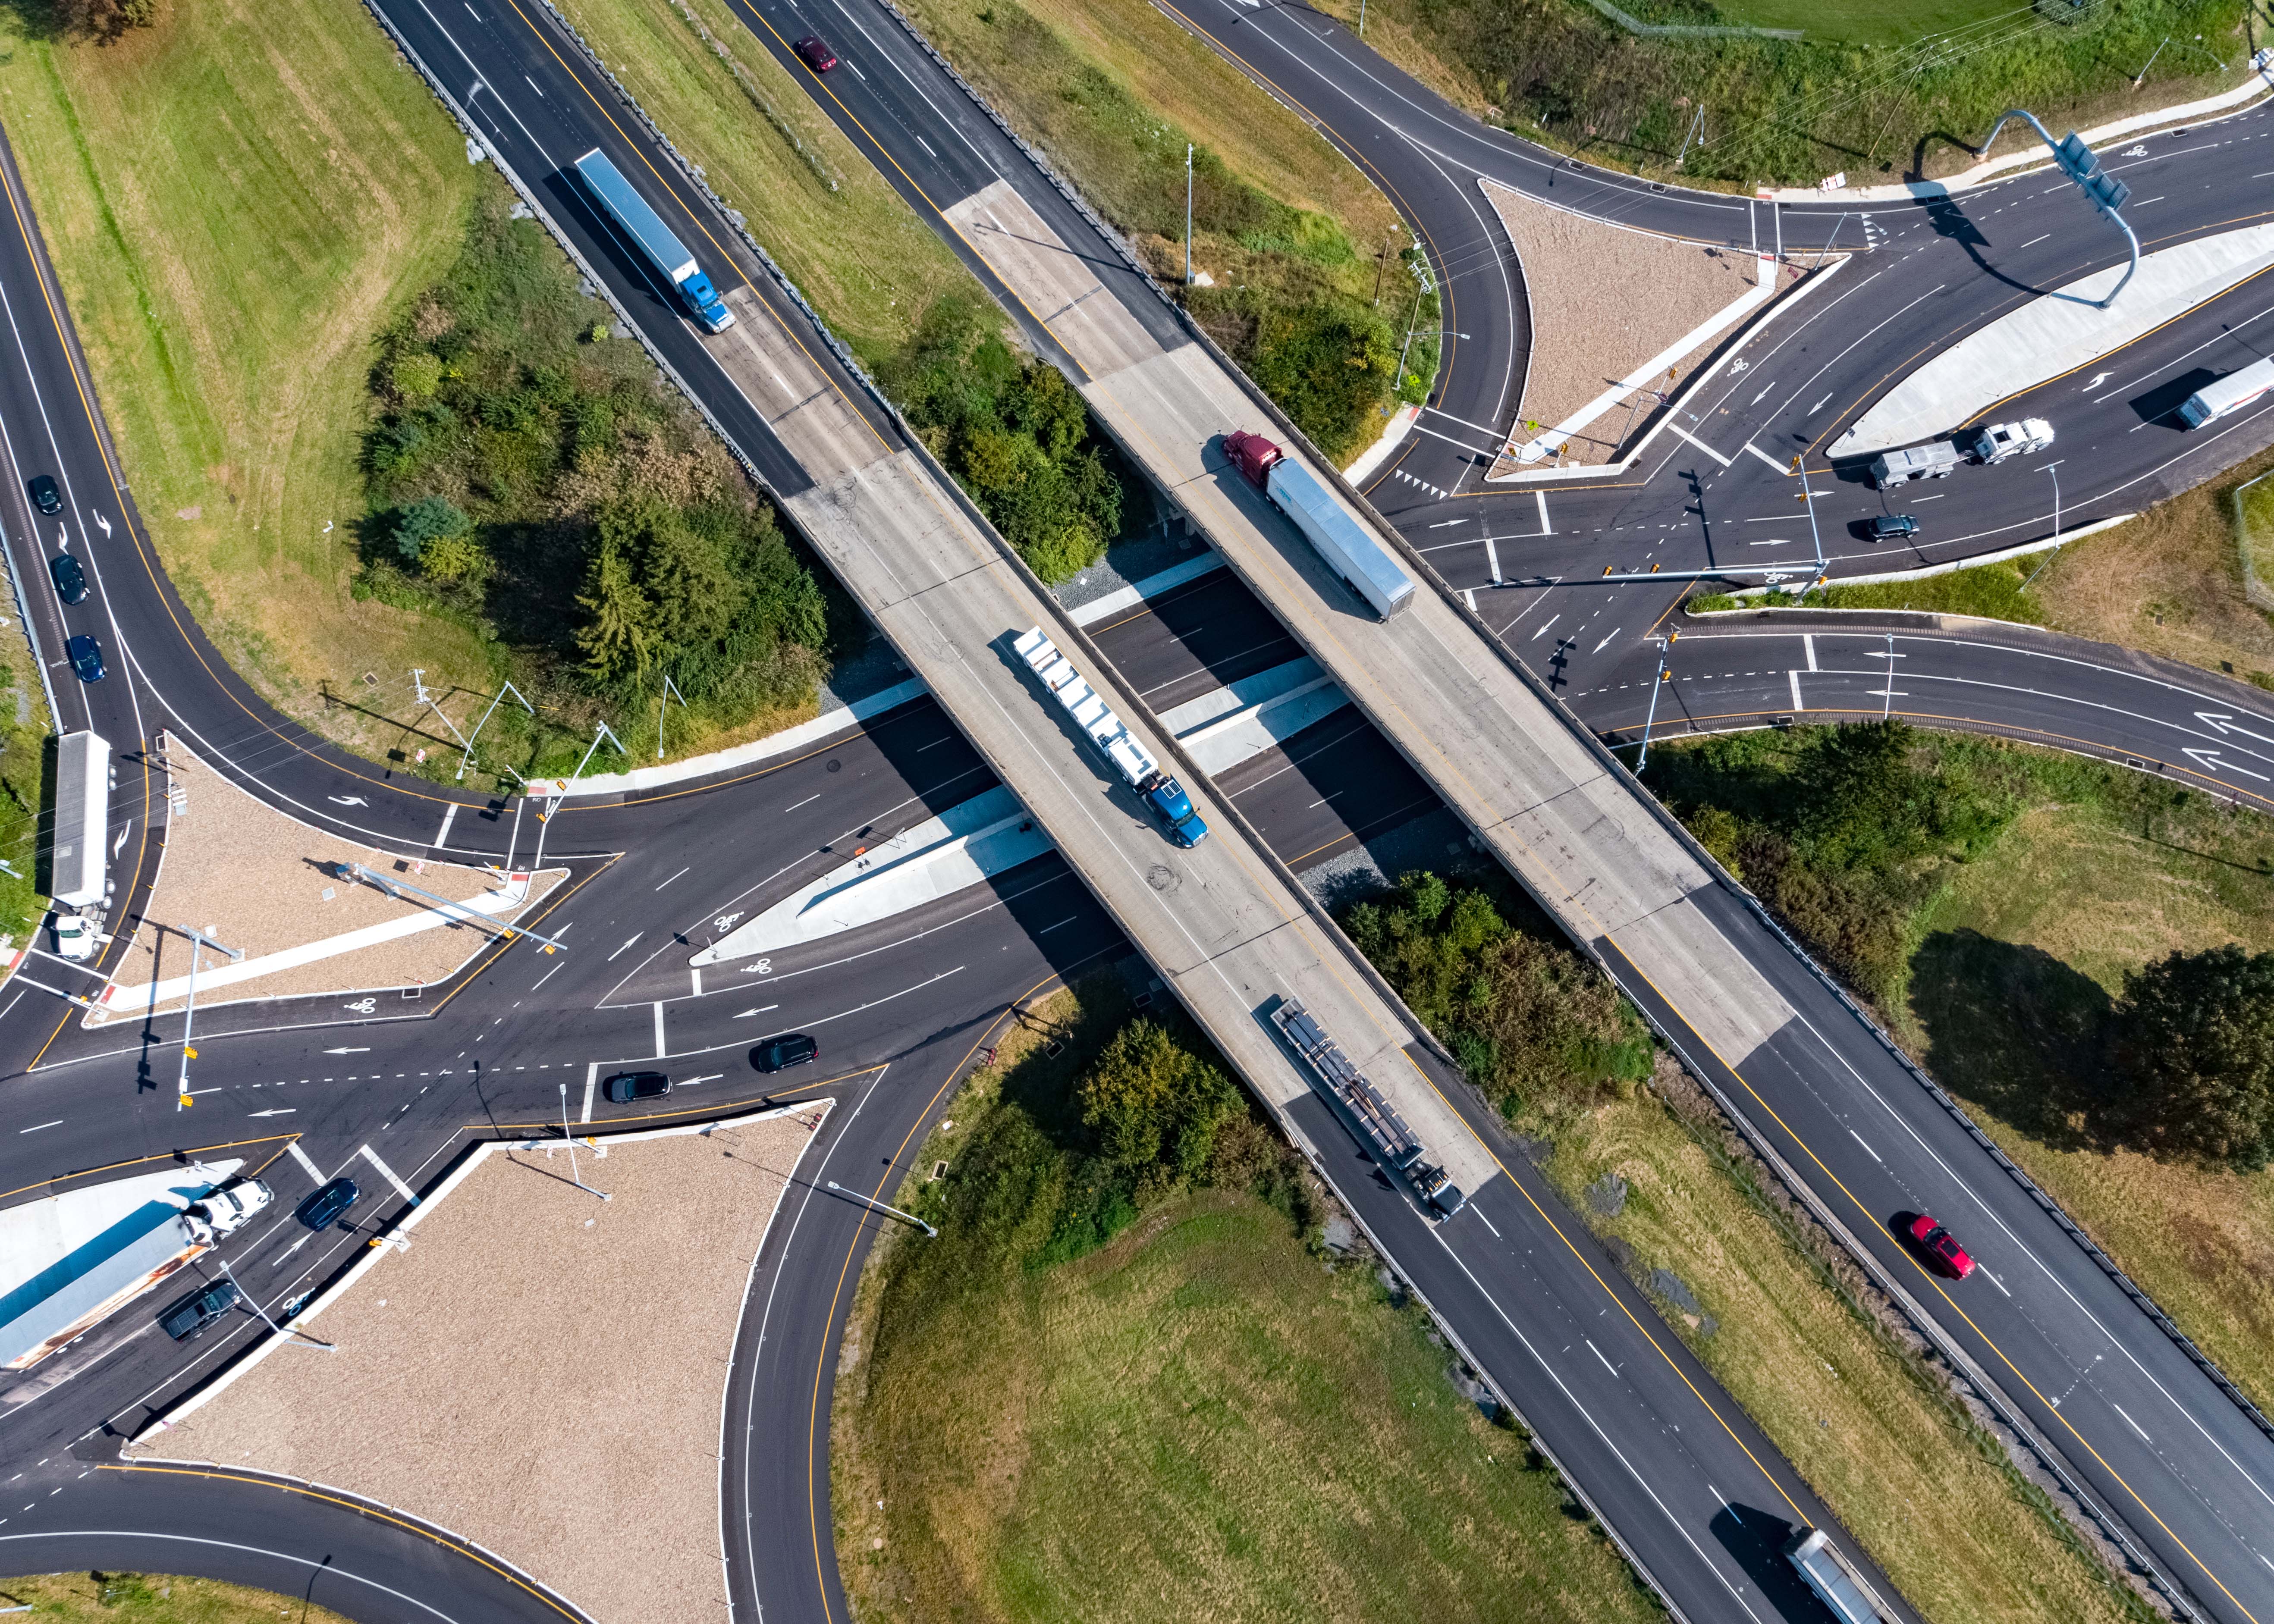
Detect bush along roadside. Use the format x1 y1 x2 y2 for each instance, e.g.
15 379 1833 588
1326 0 2248 189
358 186 832 780
879 293 1138 583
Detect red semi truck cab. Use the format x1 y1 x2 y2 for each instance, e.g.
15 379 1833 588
1223 429 1283 486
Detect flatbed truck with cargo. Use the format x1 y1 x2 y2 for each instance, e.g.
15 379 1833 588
1271 997 1464 1218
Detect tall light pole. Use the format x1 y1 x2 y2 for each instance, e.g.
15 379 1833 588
655 673 686 760
1636 637 1672 772
827 1179 936 1237
174 926 243 1112
1185 145 1194 288
533 720 625 872
213 1256 335 1352
2021 462 2067 591
559 1082 610 1202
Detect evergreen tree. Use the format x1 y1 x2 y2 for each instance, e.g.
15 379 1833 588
2110 945 2274 1171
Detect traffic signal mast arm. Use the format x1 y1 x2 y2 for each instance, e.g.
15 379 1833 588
1972 110 2139 309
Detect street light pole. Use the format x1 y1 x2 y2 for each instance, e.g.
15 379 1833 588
827 1179 937 1237
214 1256 335 1352
174 926 243 1112
2021 462 2067 591
1636 639 1671 772
1185 145 1194 288
558 1083 611 1202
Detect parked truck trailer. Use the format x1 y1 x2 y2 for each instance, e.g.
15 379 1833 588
1012 627 1207 846
1271 997 1464 1218
1869 442 1960 489
570 149 735 335
1224 431 1415 619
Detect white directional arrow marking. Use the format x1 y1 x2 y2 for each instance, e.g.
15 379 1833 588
247 1108 298 1118
2195 711 2274 750
2183 747 2271 782
111 824 128 856
327 795 368 807
735 1004 780 1019
2083 371 2112 391
92 511 110 538
322 1046 371 1055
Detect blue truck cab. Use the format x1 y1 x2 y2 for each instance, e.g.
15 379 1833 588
1141 772 1208 848
571 148 736 335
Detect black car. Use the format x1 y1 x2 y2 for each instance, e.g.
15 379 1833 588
296 1176 361 1231
1869 513 1920 541
751 1032 820 1073
27 475 59 516
47 552 85 605
603 1069 671 1104
158 1277 241 1342
65 633 103 684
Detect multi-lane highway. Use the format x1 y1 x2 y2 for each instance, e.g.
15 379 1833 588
0 0 2265 1620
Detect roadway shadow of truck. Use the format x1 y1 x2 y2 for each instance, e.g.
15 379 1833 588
2129 367 2218 428
1711 1503 1852 1621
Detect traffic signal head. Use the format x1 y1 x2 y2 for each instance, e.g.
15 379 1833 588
2054 132 2098 182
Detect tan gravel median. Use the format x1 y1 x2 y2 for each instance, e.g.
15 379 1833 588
1484 180 1770 468
90 735 562 1024
136 1104 831 1624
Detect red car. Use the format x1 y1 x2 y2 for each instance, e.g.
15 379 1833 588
1907 1213 1975 1279
793 35 838 72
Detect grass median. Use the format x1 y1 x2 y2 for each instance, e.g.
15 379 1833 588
1649 722 2274 1420
1347 868 2153 1624
831 979 1665 1623
0 0 487 749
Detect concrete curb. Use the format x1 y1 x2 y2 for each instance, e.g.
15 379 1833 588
553 679 929 799
1712 514 2133 599
1341 403 1419 484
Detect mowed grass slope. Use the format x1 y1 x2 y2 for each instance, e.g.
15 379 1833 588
1901 769 2274 1417
1545 1068 2147 1624
0 0 486 724
545 0 978 369
835 1188 1661 1624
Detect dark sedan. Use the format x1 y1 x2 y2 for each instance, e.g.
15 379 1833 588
296 1177 361 1231
751 1032 820 1073
603 1069 671 1104
65 633 103 683
48 552 85 605
27 474 59 515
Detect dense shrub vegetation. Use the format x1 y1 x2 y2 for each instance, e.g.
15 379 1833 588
360 192 828 758
1648 720 2020 995
892 989 1318 1282
1345 870 1653 1123
1366 0 2244 188
880 295 1134 583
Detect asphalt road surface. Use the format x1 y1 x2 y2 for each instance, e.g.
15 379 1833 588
0 0 2263 1620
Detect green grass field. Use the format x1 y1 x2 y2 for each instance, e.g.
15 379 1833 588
547 0 979 372
1708 0 2017 47
0 0 487 756
1894 756 2274 1417
832 988 1664 1624
0 1571 354 1622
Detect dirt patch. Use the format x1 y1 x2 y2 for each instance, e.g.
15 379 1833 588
88 735 562 1023
1483 180 1773 468
136 1106 829 1624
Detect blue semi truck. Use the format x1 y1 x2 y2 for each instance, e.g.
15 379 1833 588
571 148 735 334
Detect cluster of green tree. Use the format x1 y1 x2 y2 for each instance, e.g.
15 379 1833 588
35 0 158 43
361 190 828 745
1344 870 1652 1121
888 994 1318 1318
2105 946 2274 1173
935 0 1426 460
1385 0 2242 188
879 294 1132 583
1648 720 2020 996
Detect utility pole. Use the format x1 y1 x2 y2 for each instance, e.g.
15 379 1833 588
174 926 243 1111
655 673 687 760
1674 104 1705 171
559 1083 611 1201
1185 145 1195 288
1357 0 1366 35
1371 224 1401 308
